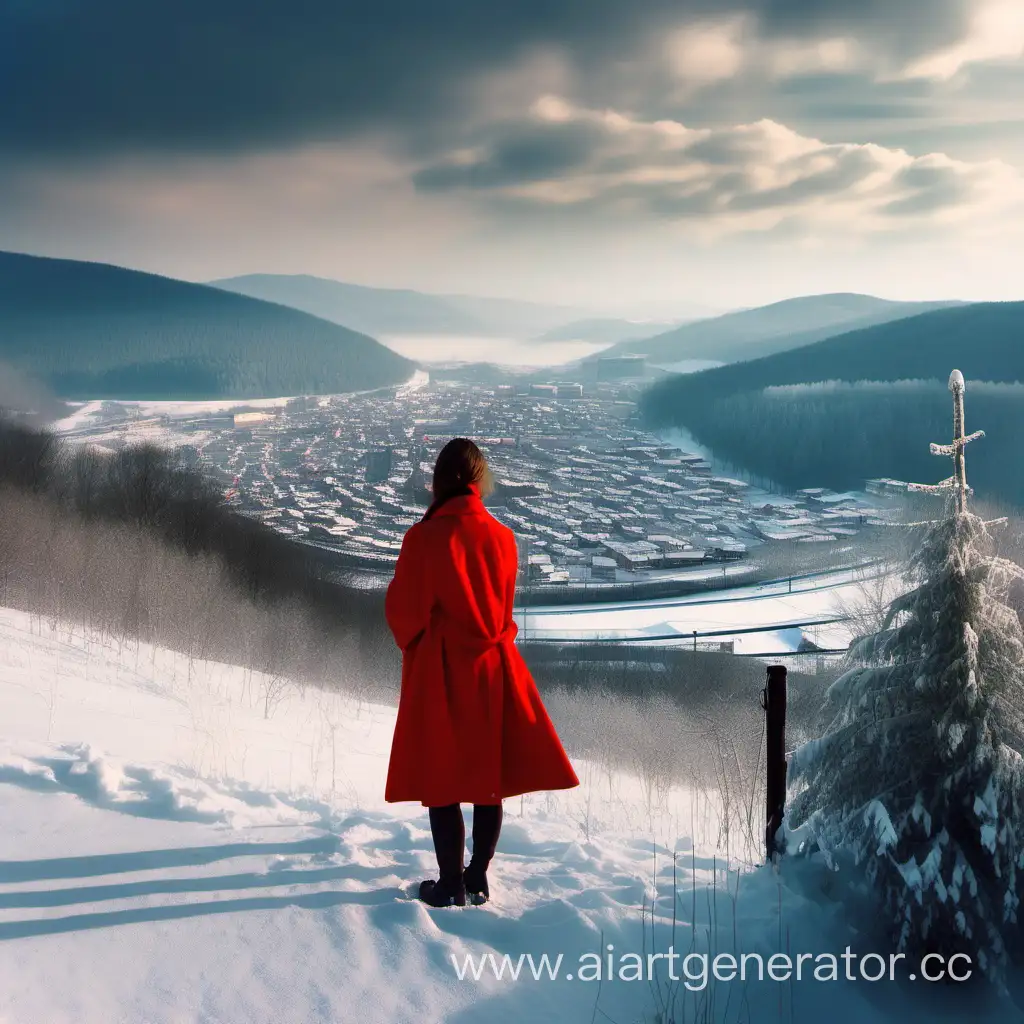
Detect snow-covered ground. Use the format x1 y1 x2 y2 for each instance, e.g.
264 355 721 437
52 395 298 434
0 607 1005 1023
50 371 431 446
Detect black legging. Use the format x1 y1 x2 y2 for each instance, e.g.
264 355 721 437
428 803 503 885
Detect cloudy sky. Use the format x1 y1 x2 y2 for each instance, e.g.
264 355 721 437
2 0 1023 315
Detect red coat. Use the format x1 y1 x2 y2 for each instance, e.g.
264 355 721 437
384 487 579 806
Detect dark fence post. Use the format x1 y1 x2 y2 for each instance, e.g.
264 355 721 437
763 664 788 862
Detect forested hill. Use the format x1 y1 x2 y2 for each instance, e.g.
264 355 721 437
605 292 959 365
0 251 415 400
641 301 1024 507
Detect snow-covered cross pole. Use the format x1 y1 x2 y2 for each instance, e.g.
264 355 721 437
907 369 984 515
944 370 977 514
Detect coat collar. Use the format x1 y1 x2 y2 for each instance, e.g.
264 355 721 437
430 485 485 519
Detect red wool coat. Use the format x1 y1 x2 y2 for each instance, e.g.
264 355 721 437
384 488 580 806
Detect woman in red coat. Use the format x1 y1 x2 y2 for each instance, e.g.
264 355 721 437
385 438 579 907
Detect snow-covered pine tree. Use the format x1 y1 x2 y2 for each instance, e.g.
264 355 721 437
789 372 1024 983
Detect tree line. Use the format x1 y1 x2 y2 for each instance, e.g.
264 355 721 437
643 379 1024 508
0 420 402 704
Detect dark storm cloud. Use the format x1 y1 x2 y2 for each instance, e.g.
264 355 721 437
0 0 975 158
413 121 603 191
770 73 936 121
686 133 770 166
881 162 975 216
755 0 971 52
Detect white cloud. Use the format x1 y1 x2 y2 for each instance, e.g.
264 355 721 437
650 3 1022 93
663 17 747 84
415 98 1023 238
661 18 862 87
902 0 1024 78
762 35 862 78
530 95 578 123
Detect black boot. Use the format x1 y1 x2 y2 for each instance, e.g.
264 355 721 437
464 803 502 905
419 804 466 907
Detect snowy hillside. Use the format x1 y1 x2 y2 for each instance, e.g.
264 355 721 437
0 608 1005 1023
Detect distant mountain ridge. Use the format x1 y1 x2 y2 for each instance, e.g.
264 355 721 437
210 273 596 339
605 292 963 365
0 251 415 401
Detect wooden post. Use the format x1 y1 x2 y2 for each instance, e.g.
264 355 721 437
764 664 788 862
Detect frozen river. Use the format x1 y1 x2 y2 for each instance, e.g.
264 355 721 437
514 566 880 655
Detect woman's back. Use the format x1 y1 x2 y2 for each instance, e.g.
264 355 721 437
411 492 517 644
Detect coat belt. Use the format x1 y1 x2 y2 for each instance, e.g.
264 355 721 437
436 620 518 655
